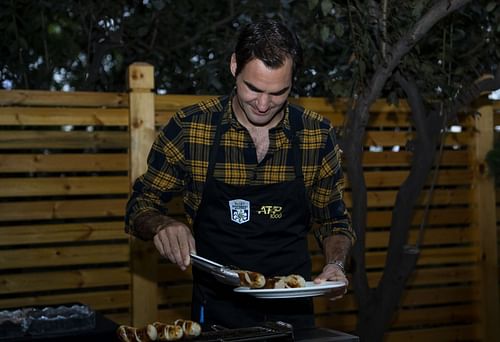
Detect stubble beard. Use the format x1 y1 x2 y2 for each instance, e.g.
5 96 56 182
235 95 286 128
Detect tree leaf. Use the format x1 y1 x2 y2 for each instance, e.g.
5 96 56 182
334 23 344 37
321 0 333 16
152 0 166 11
320 26 330 42
308 0 319 10
137 26 149 37
486 2 496 12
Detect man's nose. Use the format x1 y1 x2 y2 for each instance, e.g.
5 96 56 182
256 94 271 112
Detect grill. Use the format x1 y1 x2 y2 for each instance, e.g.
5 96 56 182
196 321 294 341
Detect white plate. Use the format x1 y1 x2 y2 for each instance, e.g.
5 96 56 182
233 281 345 299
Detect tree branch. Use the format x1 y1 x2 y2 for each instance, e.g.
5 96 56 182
358 0 472 125
11 0 29 89
148 12 160 51
381 0 388 59
394 72 428 134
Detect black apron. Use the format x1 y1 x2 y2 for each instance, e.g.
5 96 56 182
191 102 314 329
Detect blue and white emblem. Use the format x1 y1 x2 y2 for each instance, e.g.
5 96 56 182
229 199 250 224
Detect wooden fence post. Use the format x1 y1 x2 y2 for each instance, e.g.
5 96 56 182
472 101 499 341
127 62 158 326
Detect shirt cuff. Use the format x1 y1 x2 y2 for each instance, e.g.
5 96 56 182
314 225 356 248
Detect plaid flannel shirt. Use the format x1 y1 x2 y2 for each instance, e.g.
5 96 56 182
125 95 354 245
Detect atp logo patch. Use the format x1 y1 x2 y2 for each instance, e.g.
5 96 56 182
257 205 283 219
229 199 250 224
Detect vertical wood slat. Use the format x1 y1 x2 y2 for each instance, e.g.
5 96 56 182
472 103 500 341
128 62 158 326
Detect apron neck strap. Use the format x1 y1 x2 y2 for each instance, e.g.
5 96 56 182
288 106 303 179
207 98 230 179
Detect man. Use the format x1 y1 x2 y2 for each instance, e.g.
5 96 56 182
125 18 355 329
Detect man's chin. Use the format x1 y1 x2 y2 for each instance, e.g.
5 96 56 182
244 108 279 126
246 115 274 127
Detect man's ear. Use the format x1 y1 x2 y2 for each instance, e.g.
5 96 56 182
230 53 237 77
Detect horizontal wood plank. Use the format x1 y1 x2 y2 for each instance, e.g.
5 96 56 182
0 267 130 294
361 169 472 188
364 131 472 148
362 150 469 167
0 290 130 311
0 107 128 126
344 188 471 208
0 176 128 197
404 266 479 287
364 207 471 228
391 304 479 328
0 244 129 269
0 221 127 246
0 90 128 108
0 153 127 172
0 198 127 221
0 131 128 149
361 227 476 249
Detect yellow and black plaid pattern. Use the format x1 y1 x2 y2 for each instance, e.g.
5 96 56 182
125 96 354 244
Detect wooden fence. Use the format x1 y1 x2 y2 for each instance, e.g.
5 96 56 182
0 89 131 323
0 62 499 341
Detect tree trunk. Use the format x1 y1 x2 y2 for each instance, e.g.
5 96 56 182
340 1 473 340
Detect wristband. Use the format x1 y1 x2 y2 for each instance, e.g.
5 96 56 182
327 260 346 275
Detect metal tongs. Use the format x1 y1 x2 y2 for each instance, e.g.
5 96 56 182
190 253 241 287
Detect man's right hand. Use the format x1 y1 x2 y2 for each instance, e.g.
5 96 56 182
153 220 196 271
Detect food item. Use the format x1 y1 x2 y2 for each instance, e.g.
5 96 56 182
117 324 157 342
236 270 266 288
116 325 135 342
263 276 287 289
235 270 306 290
117 320 201 341
284 274 306 288
263 274 306 289
152 322 184 341
174 319 202 338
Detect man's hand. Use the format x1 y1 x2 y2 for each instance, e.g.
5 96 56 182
313 234 352 300
153 220 196 271
313 263 348 300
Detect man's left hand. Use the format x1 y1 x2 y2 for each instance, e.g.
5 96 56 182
313 263 348 300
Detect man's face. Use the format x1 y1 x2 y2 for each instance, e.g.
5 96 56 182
231 54 293 127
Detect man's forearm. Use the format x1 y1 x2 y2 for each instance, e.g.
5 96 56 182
322 234 351 266
127 210 177 241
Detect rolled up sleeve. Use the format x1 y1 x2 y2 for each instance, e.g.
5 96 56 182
125 114 186 238
310 129 355 246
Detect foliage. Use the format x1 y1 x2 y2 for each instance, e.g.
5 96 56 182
397 1 500 103
0 0 350 95
1 1 497 99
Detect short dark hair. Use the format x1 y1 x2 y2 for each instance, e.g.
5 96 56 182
234 18 303 78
